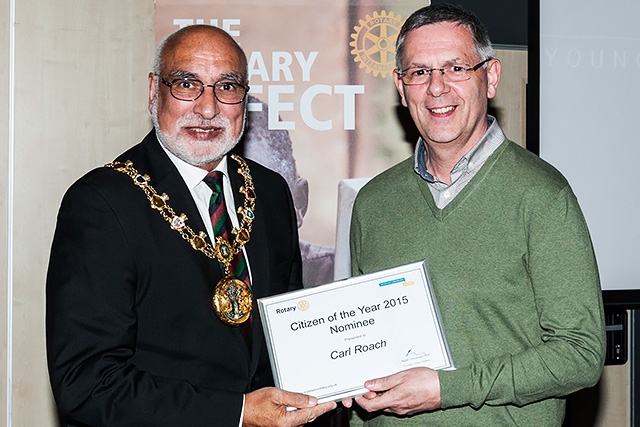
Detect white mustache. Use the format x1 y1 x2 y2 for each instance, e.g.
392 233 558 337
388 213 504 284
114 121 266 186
177 115 230 129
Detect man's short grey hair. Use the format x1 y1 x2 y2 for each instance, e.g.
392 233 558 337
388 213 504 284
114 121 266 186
395 3 494 70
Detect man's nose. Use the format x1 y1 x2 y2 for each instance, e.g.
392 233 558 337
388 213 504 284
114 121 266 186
426 70 448 97
193 84 220 119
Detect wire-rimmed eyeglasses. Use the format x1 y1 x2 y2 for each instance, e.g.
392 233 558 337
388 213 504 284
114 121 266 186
397 58 492 85
159 76 249 104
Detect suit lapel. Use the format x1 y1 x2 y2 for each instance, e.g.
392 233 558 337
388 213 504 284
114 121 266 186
142 137 210 241
127 134 229 295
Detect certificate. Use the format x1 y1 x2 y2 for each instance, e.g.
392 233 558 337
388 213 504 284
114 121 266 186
257 260 454 403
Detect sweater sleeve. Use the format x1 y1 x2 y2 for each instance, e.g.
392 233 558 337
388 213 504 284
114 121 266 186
439 185 606 409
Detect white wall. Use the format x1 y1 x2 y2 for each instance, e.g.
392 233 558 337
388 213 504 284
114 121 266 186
540 0 640 292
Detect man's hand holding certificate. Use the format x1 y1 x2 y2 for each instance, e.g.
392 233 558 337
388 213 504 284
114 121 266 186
258 261 454 403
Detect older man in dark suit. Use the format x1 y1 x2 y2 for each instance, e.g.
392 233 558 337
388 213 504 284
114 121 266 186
45 24 335 427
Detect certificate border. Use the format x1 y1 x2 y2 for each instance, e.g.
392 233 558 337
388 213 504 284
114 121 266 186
257 260 453 402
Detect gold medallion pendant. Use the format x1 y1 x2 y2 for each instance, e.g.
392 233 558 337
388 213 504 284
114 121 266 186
212 276 252 326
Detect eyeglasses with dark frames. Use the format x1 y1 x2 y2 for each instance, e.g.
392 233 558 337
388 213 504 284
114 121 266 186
159 76 249 104
397 58 492 85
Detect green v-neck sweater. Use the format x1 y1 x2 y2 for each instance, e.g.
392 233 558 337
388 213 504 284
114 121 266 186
349 139 606 426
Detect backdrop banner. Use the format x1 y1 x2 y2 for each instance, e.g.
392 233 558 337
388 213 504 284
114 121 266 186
155 1 425 287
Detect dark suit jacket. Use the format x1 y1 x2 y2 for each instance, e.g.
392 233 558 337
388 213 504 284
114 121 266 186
46 130 303 427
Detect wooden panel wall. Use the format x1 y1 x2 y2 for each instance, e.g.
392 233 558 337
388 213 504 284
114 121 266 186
492 48 528 147
0 0 10 424
0 0 154 425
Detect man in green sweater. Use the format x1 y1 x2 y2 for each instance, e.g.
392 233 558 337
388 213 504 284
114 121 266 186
344 4 606 426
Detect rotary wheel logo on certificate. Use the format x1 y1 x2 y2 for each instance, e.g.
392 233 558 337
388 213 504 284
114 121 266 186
350 10 404 78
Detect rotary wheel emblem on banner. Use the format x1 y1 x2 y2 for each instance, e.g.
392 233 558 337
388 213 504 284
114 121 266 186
350 10 404 78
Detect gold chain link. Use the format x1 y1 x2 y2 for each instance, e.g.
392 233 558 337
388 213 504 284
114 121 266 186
105 154 256 273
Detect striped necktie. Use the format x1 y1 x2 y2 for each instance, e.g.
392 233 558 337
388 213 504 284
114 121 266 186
203 171 252 344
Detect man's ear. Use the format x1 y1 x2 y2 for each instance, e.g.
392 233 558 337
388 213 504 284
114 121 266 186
148 72 157 113
394 69 408 107
486 58 501 100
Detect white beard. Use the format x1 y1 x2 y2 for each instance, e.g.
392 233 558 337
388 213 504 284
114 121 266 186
151 94 246 169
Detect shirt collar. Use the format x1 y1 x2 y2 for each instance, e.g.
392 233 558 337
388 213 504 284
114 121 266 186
158 139 230 190
413 115 504 182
